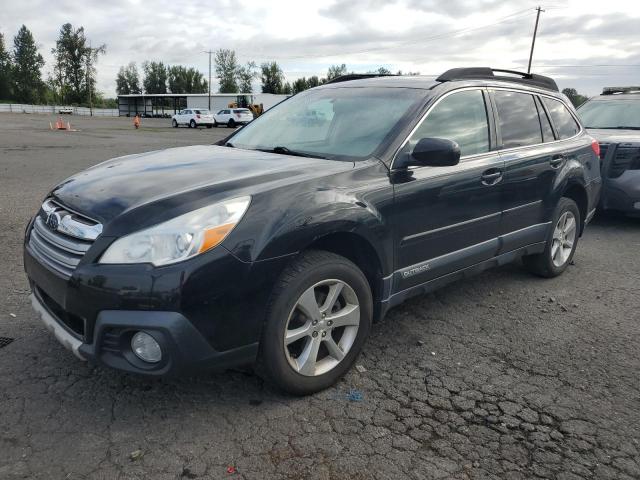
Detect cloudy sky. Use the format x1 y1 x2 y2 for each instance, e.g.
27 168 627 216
1 0 639 97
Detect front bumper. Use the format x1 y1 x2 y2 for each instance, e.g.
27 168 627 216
602 171 640 214
25 233 292 375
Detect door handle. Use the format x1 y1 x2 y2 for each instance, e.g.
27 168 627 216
550 154 565 168
481 169 503 185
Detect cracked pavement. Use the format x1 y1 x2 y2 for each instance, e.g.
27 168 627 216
1 114 639 479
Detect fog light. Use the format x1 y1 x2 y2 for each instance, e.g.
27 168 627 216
131 331 162 363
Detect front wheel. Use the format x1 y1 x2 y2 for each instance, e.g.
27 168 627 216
523 197 580 277
228 119 236 128
258 250 372 395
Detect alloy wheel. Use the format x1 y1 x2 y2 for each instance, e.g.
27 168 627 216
284 279 360 377
551 211 577 267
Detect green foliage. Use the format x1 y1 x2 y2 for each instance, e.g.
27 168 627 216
215 49 239 93
51 23 106 104
261 61 285 94
327 64 347 81
562 88 588 107
142 61 168 94
168 65 207 94
116 62 141 95
236 61 257 93
0 33 12 100
12 25 45 103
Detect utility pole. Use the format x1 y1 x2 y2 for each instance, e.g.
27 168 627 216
527 6 544 74
87 41 93 116
204 50 213 110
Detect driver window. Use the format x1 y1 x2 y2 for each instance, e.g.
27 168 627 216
407 90 490 157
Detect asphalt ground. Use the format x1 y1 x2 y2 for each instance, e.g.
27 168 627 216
1 112 639 480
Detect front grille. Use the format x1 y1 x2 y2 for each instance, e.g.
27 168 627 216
35 287 85 339
27 199 100 279
609 145 640 178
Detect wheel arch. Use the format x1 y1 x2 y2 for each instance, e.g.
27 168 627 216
562 181 588 235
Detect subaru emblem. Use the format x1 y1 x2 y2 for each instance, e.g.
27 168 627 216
46 212 60 231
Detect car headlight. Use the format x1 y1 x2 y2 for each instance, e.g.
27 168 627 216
99 196 250 266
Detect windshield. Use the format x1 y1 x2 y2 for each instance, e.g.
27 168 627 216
578 98 640 129
229 87 427 160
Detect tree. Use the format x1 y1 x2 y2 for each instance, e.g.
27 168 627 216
261 61 285 94
0 33 12 100
327 64 347 81
282 82 292 95
292 77 308 94
562 88 588 107
51 23 106 104
374 67 391 75
215 49 239 93
236 61 256 93
116 62 140 95
307 76 321 88
12 25 45 103
142 61 168 93
167 65 207 93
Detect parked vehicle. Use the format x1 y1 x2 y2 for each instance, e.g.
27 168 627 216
172 109 215 128
25 68 601 395
214 108 253 128
578 86 640 216
58 107 73 115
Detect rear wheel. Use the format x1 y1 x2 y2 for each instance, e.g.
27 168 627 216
189 119 196 128
228 119 236 128
523 197 580 277
206 124 212 129
172 119 178 128
258 250 372 395
213 120 218 127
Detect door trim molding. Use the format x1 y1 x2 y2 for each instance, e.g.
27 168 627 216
401 211 501 244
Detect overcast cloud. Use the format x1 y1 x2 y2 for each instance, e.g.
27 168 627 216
1 0 639 97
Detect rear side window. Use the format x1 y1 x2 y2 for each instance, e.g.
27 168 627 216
233 109 250 113
409 89 490 157
494 91 542 148
543 97 580 139
535 97 555 142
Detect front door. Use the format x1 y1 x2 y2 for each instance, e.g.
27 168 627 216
391 88 504 293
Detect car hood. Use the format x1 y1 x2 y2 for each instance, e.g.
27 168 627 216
587 128 640 144
51 145 353 225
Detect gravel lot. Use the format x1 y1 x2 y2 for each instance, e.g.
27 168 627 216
1 112 639 480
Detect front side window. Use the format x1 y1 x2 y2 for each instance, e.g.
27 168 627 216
230 87 427 160
543 97 581 139
406 89 490 157
494 91 542 148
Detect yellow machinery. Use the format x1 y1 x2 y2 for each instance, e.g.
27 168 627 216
228 95 264 117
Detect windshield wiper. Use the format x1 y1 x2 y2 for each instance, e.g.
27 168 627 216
258 146 326 159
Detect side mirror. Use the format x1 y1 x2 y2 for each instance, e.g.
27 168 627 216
405 137 461 168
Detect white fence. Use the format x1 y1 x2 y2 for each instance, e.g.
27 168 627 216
0 104 119 117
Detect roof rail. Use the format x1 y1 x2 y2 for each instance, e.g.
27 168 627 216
436 67 559 92
602 86 640 95
325 73 397 84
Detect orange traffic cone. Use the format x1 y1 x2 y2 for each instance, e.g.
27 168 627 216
55 117 66 130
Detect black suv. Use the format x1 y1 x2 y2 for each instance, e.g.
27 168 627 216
25 67 601 395
578 86 640 215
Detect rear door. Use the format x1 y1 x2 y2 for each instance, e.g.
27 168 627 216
492 89 564 252
391 88 504 292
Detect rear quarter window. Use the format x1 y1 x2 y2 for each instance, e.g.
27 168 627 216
542 97 581 139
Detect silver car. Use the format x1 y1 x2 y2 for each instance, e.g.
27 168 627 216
578 87 640 216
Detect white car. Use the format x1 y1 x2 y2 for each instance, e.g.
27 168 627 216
58 107 73 115
171 109 215 128
213 108 254 128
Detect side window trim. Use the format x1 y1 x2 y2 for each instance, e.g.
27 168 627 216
534 96 557 141
490 87 583 153
391 87 493 169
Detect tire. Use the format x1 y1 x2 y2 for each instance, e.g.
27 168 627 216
189 119 196 129
206 124 212 129
523 197 581 278
213 120 218 127
172 119 178 128
228 119 236 128
258 250 372 395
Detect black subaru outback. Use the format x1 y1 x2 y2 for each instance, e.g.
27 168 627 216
25 67 601 395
